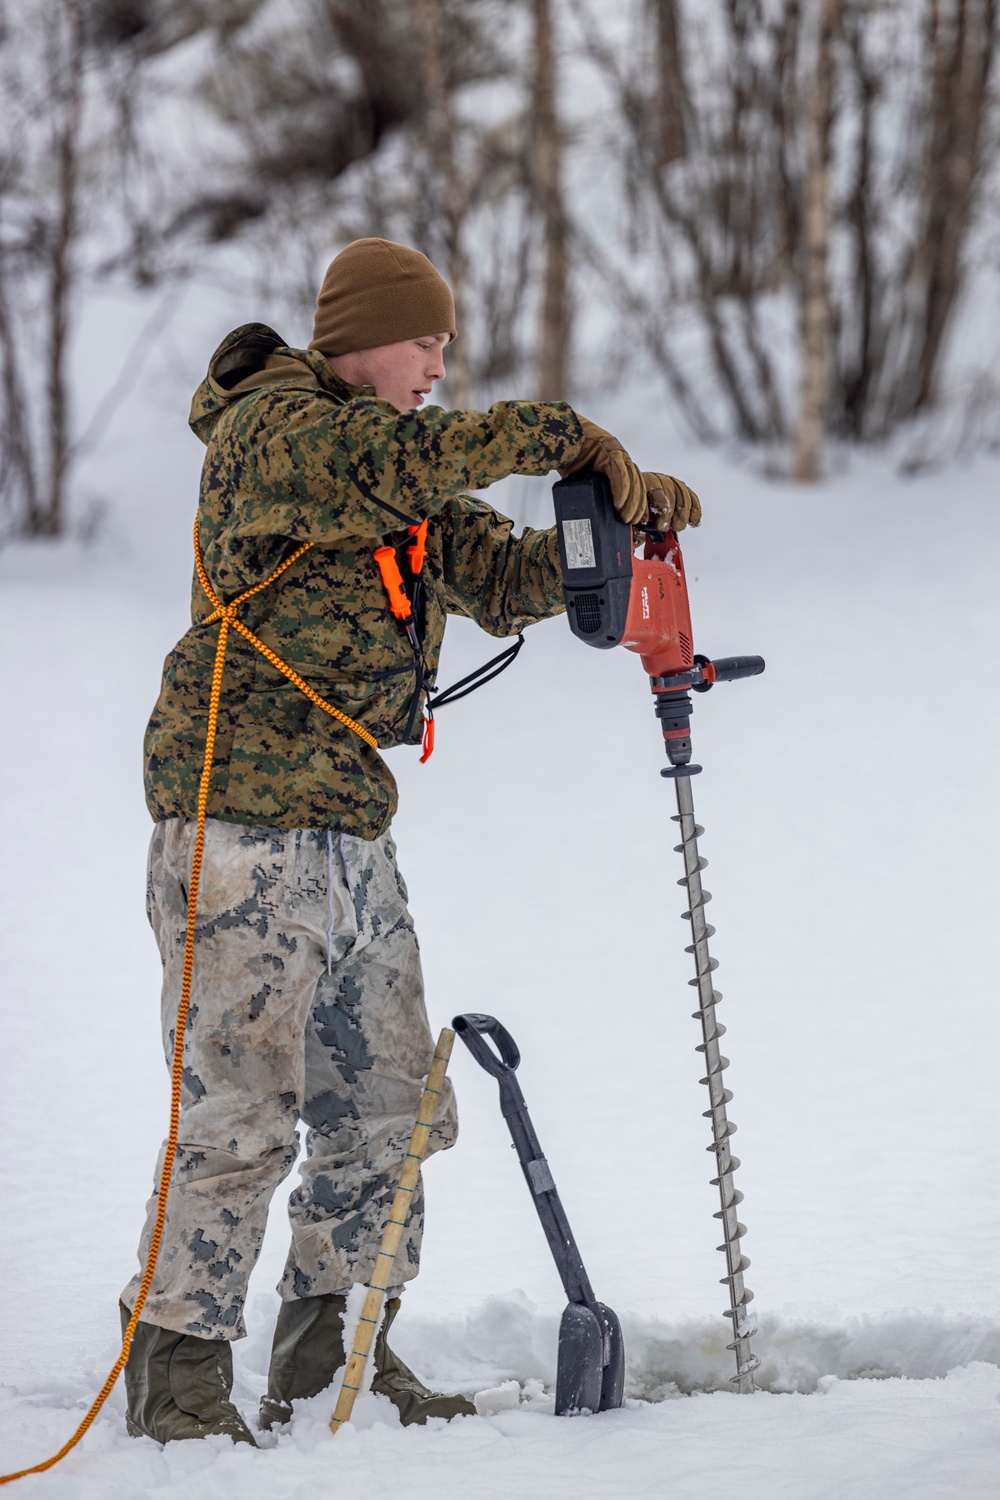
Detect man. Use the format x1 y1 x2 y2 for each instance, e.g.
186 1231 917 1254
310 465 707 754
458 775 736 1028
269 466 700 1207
121 237 700 1444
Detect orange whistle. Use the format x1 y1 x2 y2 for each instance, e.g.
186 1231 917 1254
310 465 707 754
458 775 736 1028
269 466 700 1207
420 715 435 762
407 519 428 574
374 546 412 620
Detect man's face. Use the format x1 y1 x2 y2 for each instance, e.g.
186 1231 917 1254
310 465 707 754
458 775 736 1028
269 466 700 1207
353 333 449 412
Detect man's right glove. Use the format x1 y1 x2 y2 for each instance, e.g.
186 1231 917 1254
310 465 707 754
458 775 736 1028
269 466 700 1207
559 417 647 526
643 473 701 531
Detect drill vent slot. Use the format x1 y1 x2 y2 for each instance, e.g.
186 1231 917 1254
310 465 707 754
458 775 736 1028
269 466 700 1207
573 592 602 634
680 631 693 664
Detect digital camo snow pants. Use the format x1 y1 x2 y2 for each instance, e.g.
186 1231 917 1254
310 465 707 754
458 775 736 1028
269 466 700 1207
121 818 458 1340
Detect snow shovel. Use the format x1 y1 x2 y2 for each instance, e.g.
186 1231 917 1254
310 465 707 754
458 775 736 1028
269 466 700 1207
453 1012 625 1415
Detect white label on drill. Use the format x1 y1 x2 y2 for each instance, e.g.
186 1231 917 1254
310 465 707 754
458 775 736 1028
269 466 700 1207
563 518 596 571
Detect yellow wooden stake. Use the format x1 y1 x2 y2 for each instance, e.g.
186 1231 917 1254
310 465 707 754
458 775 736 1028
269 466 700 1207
329 1026 455 1432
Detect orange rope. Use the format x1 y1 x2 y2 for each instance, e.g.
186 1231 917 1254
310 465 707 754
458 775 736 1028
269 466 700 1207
0 523 377 1484
193 528 378 751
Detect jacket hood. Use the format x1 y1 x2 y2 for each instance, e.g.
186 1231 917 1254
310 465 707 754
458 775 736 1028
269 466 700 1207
189 323 370 443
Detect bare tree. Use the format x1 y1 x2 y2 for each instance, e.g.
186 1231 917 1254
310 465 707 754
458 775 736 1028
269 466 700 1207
41 0 86 538
582 0 1000 469
531 0 571 400
892 0 998 419
794 0 842 480
0 0 86 539
834 0 999 439
0 0 262 545
651 0 689 165
414 0 473 403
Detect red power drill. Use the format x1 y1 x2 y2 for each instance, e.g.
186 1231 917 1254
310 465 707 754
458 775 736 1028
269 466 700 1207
552 471 764 775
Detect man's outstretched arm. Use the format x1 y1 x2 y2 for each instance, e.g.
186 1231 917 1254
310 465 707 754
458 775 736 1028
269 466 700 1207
439 497 565 637
233 395 586 545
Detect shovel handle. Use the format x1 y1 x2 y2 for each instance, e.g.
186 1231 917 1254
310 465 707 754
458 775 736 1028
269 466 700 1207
452 1009 605 1321
453 1013 521 1077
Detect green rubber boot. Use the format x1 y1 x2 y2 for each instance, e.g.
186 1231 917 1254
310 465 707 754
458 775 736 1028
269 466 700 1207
259 1293 348 1431
371 1298 476 1425
260 1294 475 1428
119 1303 257 1445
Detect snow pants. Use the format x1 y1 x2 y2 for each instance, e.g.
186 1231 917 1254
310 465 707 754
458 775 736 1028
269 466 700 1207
121 818 458 1340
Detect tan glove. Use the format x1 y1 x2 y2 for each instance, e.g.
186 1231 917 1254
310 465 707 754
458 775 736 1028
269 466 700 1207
560 417 647 526
643 472 702 531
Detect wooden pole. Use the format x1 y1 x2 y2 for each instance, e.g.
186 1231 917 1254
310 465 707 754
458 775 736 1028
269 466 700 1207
329 1027 456 1432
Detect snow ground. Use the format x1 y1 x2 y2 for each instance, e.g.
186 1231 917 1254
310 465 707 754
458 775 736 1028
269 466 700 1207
2 373 1000 1496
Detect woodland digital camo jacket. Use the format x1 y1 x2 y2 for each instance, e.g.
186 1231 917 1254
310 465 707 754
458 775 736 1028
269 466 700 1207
144 323 584 836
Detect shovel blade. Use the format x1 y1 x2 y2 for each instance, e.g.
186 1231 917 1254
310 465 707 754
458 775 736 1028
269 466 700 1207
555 1304 604 1415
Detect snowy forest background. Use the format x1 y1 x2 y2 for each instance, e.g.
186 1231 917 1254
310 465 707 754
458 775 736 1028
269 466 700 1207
2 0 1000 548
3 6 1000 1500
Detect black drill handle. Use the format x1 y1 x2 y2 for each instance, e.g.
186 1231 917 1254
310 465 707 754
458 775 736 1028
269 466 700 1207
711 655 765 681
453 1012 521 1078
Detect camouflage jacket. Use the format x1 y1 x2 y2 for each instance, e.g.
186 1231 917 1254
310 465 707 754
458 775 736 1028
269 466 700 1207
144 324 584 836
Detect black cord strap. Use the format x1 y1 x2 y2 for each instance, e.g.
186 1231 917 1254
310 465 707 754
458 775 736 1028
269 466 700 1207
428 633 525 711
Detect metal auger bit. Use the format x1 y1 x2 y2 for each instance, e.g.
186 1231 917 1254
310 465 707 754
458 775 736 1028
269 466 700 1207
671 775 760 1392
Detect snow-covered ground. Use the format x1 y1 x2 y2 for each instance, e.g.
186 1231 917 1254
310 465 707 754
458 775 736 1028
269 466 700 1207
2 361 1000 1496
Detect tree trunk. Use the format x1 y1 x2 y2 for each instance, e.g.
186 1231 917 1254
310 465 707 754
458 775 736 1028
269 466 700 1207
897 0 997 419
651 0 688 164
40 0 85 537
413 0 472 405
0 269 40 534
793 0 841 482
839 8 878 439
531 0 570 401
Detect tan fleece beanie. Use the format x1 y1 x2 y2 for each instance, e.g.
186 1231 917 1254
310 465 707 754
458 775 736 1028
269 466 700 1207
309 238 456 357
